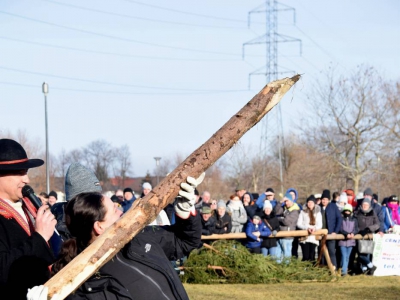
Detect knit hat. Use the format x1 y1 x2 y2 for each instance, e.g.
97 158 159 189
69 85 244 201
389 195 399 203
321 189 331 200
345 189 354 196
201 206 212 214
339 192 348 204
363 187 373 197
263 200 273 210
356 192 364 200
283 193 293 202
65 163 102 201
123 187 133 194
306 195 316 203
265 188 275 196
142 182 152 190
235 184 245 191
48 190 58 199
314 193 322 199
362 197 371 207
253 215 261 221
217 200 226 209
342 204 353 213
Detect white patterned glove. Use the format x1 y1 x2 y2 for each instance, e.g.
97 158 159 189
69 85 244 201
26 285 60 300
174 173 205 219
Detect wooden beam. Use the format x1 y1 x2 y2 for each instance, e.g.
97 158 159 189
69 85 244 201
46 75 301 299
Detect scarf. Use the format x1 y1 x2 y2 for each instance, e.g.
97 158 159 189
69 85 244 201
388 202 400 225
0 197 36 235
228 200 243 211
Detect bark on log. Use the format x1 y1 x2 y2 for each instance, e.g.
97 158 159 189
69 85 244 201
46 75 300 299
201 229 328 240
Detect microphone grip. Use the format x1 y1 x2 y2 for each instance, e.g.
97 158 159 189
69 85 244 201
27 194 43 211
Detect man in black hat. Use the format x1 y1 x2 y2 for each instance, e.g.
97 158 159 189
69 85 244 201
0 139 56 299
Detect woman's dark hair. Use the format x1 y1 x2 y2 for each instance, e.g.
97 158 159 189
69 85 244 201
52 192 106 275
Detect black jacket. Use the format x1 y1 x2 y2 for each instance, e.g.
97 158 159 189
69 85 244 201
213 213 232 234
258 212 280 249
67 213 202 300
0 214 55 300
201 215 216 235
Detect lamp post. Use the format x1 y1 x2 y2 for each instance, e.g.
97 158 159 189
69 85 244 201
154 157 162 185
377 156 380 201
42 82 50 194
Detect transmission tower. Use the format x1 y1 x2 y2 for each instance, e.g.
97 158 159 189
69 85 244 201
242 0 301 194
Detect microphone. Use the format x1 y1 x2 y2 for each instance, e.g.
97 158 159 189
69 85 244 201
22 185 43 210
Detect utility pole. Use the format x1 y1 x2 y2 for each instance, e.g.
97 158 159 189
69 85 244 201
243 0 301 195
154 157 162 185
42 82 50 194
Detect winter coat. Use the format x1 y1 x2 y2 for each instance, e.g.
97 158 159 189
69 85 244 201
227 202 247 233
259 211 280 248
121 195 136 213
354 208 380 233
383 205 400 232
245 220 271 248
213 213 232 234
296 205 322 245
275 202 300 237
0 209 55 300
201 215 216 236
67 213 202 300
356 199 385 232
320 203 342 234
338 215 359 247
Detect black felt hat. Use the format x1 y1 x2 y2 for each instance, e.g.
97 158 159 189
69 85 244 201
0 139 44 170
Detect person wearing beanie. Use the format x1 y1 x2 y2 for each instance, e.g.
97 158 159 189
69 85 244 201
213 200 232 234
319 189 342 269
356 187 385 233
338 204 359 276
354 192 381 275
45 171 206 300
257 200 280 258
274 192 300 262
245 214 271 254
48 190 58 206
337 192 348 212
383 195 400 233
296 195 322 262
227 195 247 233
141 182 152 198
51 162 103 242
255 187 278 212
121 187 136 213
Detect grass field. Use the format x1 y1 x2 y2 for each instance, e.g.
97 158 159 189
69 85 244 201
184 276 400 300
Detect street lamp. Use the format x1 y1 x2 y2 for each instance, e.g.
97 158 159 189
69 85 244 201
154 157 162 185
377 156 380 201
42 82 50 194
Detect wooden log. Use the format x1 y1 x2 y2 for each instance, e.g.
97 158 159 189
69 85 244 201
46 75 300 299
201 229 328 240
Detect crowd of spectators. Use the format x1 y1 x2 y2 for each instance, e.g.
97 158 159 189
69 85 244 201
195 185 400 276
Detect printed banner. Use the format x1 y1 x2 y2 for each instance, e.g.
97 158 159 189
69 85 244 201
372 234 400 276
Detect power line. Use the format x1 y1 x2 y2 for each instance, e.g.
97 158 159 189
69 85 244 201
0 36 240 62
121 0 264 25
0 11 264 57
40 0 247 30
0 65 249 92
0 80 255 95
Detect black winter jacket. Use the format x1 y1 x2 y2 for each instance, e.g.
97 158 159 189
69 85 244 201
66 213 202 300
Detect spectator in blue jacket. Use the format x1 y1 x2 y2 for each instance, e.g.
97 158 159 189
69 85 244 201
383 195 400 232
121 187 136 213
255 187 278 211
245 215 271 254
319 189 342 269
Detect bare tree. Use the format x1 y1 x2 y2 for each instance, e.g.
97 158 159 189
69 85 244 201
82 140 116 184
113 144 132 188
301 66 392 194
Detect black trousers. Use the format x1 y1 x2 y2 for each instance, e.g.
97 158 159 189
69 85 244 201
319 240 337 268
248 247 261 254
300 242 316 262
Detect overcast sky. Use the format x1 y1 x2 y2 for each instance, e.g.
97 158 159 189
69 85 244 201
1 0 399 176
